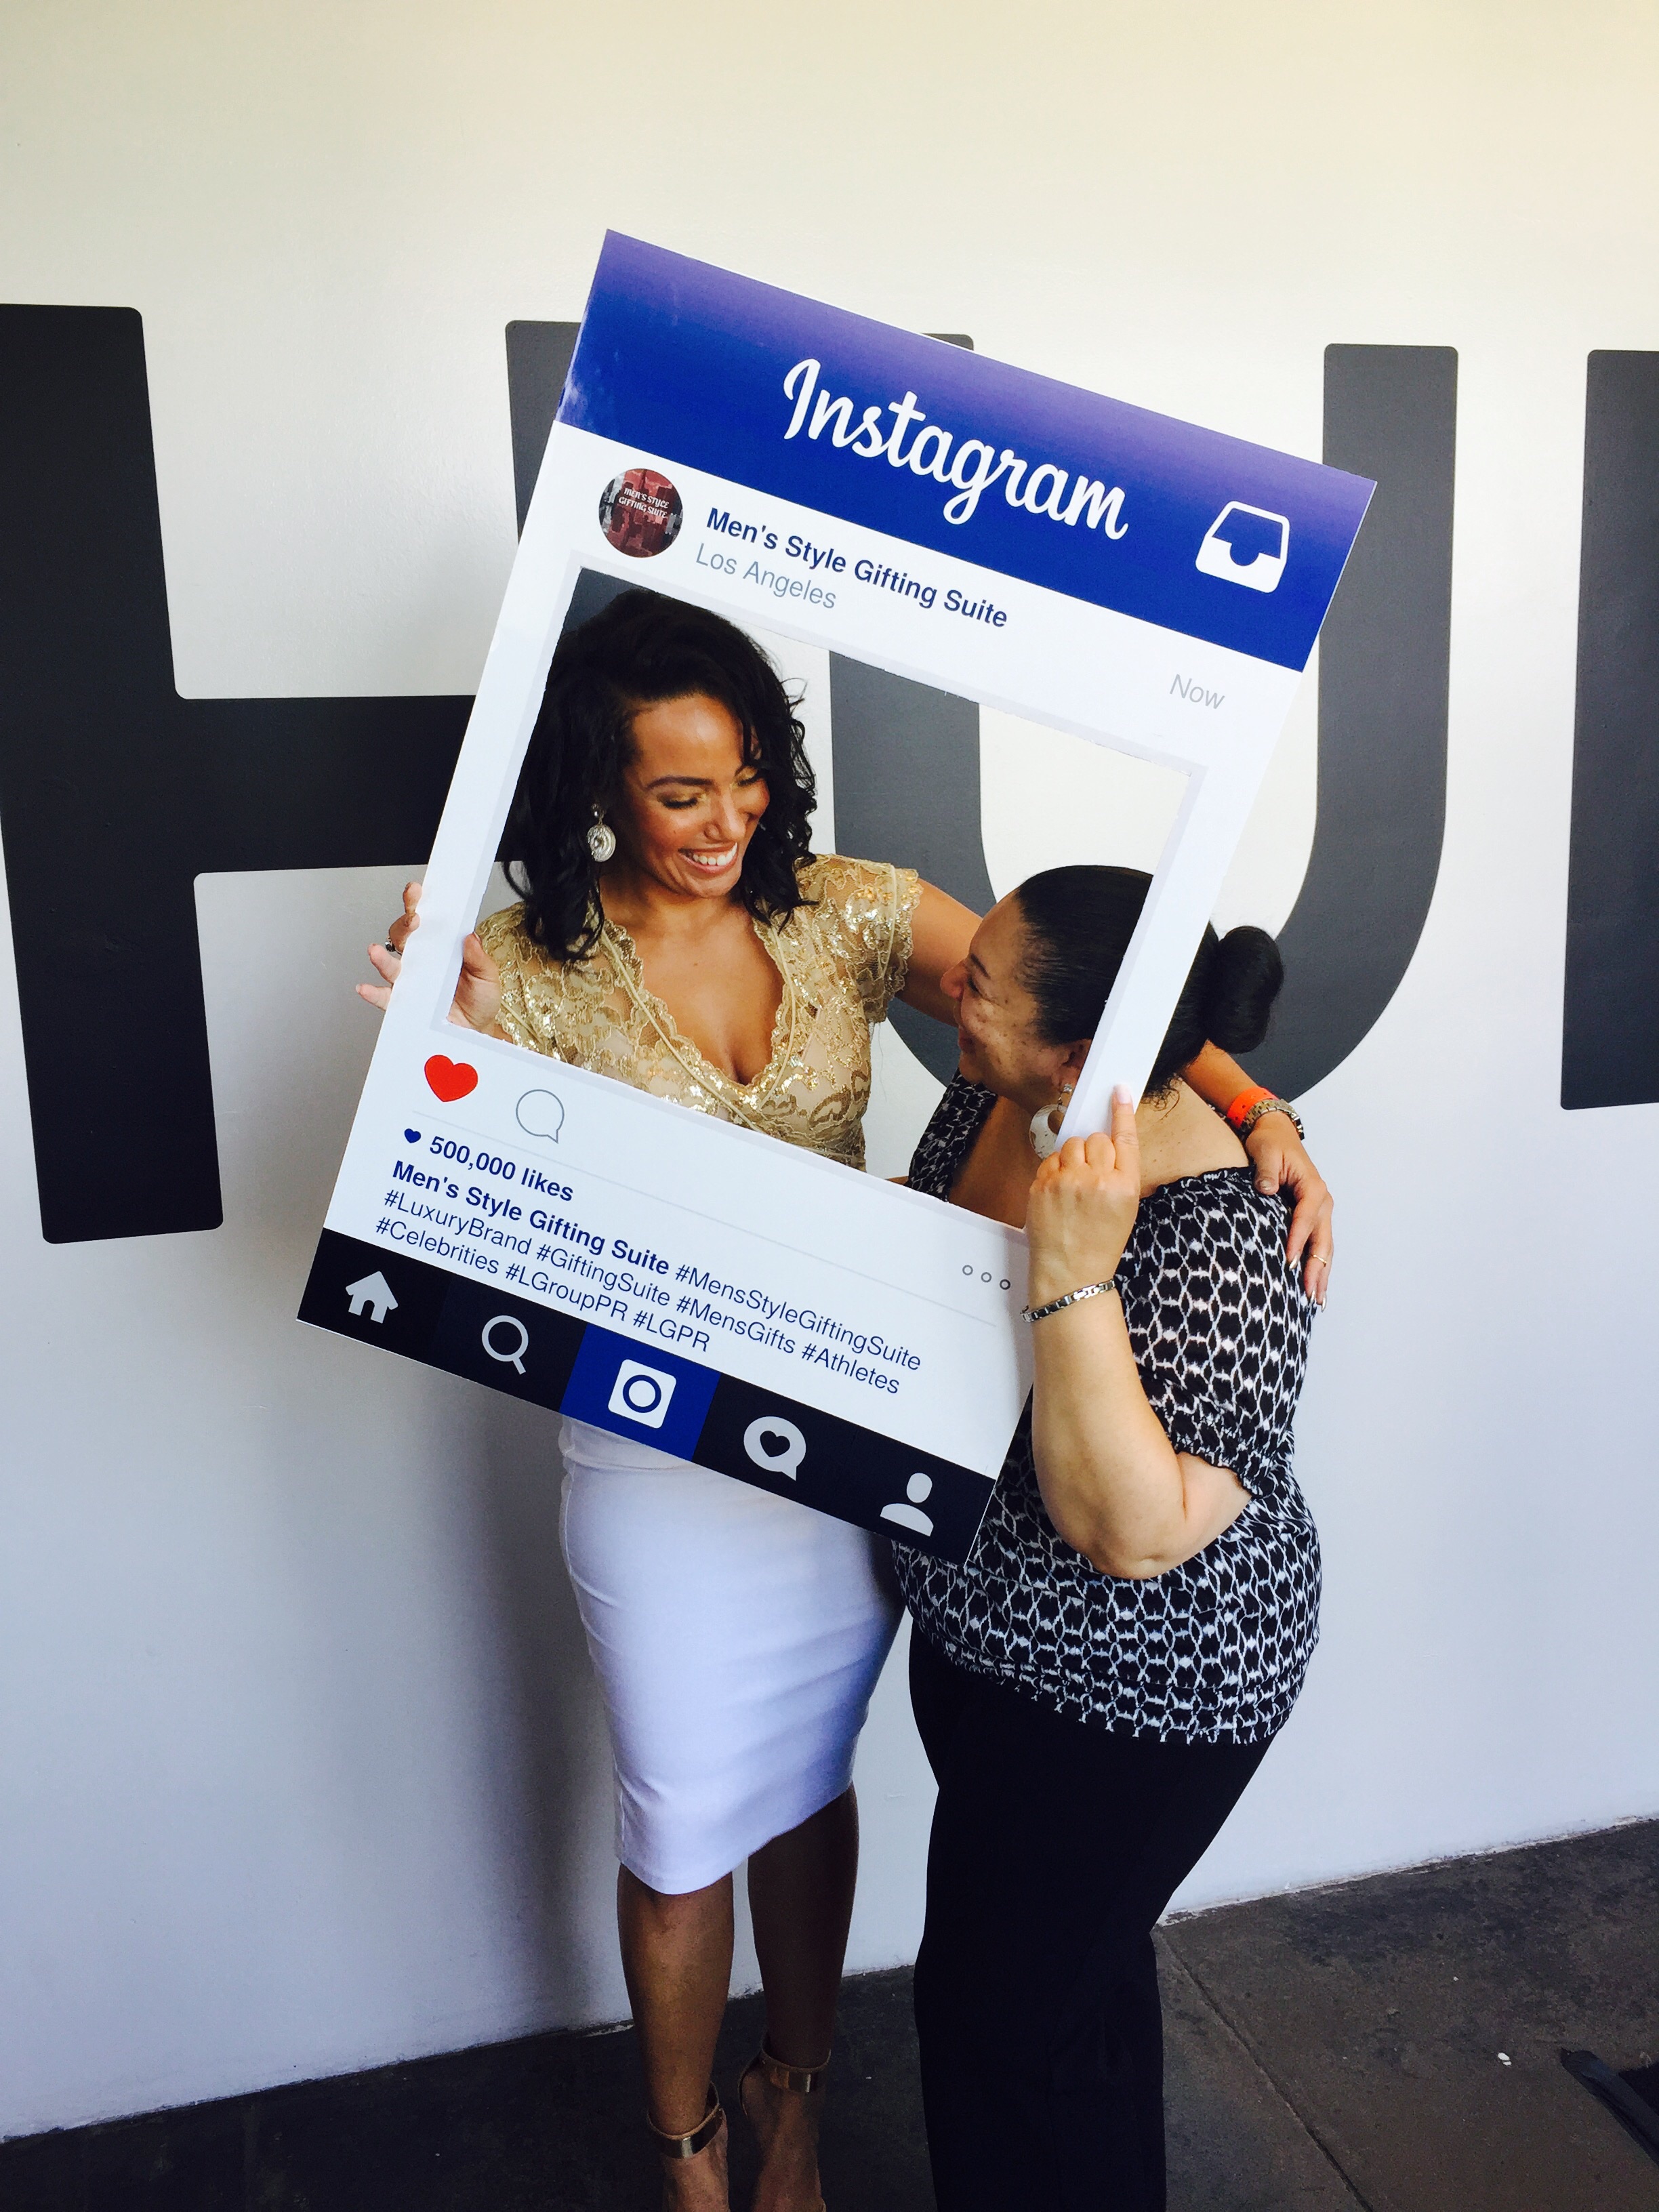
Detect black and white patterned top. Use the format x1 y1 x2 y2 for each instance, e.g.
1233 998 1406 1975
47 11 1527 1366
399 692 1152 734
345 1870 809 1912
893 1075 1322 1745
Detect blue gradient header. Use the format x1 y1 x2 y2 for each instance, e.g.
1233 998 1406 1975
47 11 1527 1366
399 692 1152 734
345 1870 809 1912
558 234 1372 672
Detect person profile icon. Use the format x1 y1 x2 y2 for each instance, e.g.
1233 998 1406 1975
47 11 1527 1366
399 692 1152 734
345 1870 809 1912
881 1473 935 1536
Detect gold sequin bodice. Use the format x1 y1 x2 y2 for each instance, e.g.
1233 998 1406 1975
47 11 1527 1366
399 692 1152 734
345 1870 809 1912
477 855 922 1170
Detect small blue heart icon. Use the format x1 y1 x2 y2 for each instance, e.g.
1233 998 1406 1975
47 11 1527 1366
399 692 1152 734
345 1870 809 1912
404 1128 422 1143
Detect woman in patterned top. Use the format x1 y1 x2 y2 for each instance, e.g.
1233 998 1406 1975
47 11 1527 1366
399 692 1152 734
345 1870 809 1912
360 592 1332 2212
893 867 1319 2212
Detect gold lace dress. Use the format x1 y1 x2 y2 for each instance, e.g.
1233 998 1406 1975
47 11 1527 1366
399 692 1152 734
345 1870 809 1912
476 853 924 1892
476 853 922 1170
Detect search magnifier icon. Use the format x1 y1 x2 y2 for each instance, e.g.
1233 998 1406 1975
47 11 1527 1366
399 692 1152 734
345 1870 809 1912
481 1315 529 1376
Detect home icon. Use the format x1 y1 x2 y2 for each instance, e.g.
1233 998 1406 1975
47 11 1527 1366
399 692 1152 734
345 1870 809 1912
345 1271 398 1324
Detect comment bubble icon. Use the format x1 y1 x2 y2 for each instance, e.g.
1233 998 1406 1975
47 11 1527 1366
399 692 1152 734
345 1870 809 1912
515 1088 566 1142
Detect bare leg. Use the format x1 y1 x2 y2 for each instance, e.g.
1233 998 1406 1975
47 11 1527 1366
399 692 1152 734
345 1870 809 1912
741 1788 859 2212
619 1866 735 2211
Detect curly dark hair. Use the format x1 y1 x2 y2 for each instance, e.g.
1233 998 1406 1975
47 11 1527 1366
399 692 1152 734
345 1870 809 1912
501 588 818 961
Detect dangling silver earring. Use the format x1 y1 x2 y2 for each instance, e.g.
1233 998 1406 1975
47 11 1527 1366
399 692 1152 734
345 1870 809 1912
586 811 617 863
1029 1082 1075 1162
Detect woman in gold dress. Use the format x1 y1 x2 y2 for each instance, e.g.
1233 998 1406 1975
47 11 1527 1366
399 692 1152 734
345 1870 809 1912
361 589 1332 2212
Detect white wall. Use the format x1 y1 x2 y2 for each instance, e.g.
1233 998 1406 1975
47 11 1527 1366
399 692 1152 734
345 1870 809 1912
3 0 1658 2140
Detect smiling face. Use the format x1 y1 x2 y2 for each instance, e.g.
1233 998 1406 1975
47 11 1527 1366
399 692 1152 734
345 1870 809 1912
609 691 771 901
941 893 1092 1113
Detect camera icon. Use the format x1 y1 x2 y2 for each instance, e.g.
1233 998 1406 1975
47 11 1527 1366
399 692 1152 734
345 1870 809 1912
607 1359 678 1429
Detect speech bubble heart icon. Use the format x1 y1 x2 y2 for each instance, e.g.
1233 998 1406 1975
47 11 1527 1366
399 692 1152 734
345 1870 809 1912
424 1055 478 1103
516 1088 565 1141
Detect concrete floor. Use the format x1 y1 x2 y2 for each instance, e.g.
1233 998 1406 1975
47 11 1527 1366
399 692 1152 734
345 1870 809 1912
3 1819 1656 2210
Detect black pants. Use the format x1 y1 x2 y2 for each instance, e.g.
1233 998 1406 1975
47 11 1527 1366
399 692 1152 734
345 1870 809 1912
909 1633 1269 2212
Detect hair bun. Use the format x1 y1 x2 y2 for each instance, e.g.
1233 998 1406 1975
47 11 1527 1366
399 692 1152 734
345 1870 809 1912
1010 867 1286 1092
1200 926 1284 1057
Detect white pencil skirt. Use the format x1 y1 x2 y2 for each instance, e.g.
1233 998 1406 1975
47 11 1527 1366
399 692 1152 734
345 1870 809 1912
559 1418 903 1896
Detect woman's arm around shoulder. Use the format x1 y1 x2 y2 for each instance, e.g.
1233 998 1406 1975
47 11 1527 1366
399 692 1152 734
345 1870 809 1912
810 855 977 1027
1183 1041 1332 1303
897 881 979 1025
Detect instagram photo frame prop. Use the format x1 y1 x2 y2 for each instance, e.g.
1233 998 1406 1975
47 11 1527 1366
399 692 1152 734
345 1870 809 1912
301 234 1371 1561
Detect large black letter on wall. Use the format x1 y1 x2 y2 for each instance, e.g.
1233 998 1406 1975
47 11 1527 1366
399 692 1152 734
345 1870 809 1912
825 657 994 1082
1561 352 1659 1111
0 308 472 1242
1250 345 1457 1098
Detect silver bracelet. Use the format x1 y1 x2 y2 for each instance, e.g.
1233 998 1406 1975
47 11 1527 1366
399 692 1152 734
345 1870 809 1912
1235 1095 1304 1142
1022 1277 1120 1324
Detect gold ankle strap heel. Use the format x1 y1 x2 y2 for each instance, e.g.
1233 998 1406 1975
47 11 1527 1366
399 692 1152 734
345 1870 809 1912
647 2083 725 2159
739 2045 830 2211
746 2040 832 2096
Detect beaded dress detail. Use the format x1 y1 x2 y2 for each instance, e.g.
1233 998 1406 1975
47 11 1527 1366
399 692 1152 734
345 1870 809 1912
476 855 921 1171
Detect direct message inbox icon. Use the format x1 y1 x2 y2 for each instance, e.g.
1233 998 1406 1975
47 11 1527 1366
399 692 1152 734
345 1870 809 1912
1195 502 1290 592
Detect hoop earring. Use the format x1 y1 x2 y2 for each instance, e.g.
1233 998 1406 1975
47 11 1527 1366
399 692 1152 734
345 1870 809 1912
587 811 617 863
1028 1082 1075 1162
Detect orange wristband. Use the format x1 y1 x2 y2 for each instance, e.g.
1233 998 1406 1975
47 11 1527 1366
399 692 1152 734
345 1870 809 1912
1223 1083 1275 1131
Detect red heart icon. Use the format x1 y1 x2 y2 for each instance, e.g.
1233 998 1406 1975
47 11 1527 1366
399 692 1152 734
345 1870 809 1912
424 1054 478 1103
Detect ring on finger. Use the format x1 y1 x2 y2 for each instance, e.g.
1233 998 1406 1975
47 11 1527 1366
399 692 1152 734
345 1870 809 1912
384 939 401 958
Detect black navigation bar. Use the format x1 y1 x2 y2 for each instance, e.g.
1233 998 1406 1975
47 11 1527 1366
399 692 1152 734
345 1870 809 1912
300 1231 996 1561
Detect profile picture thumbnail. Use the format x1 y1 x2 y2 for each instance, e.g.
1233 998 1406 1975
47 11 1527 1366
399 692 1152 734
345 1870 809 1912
598 468 684 558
